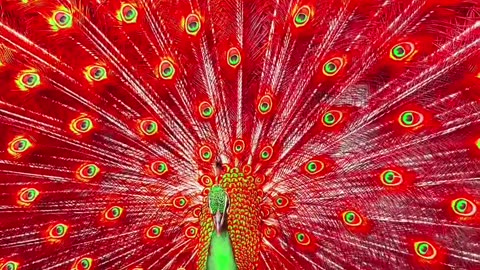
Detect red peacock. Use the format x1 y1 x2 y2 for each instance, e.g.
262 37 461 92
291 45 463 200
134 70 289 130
0 0 480 269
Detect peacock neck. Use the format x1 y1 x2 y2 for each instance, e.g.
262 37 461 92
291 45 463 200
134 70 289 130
207 230 238 270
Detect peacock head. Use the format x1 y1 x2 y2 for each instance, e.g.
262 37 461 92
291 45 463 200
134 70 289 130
208 185 230 235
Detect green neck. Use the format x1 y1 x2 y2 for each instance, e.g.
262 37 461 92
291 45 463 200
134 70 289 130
206 231 237 270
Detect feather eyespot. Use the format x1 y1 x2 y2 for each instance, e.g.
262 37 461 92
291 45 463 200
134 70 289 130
70 114 94 135
198 101 214 119
259 145 273 161
257 95 273 114
390 42 416 61
145 225 163 239
398 110 424 128
49 6 73 31
72 257 93 270
104 206 123 221
273 195 290 209
16 70 40 91
53 11 72 28
48 223 68 240
294 232 311 245
139 119 159 136
8 136 33 157
263 226 277 239
304 160 325 175
85 65 107 82
185 14 201 35
227 47 241 68
76 163 100 182
0 261 19 270
322 57 345 76
293 6 312 28
118 3 138 24
159 60 175 80
322 110 343 127
233 139 245 154
414 241 437 260
342 210 363 227
184 226 198 238
199 145 213 162
18 187 39 206
451 198 477 217
380 169 403 186
172 196 188 209
150 161 168 176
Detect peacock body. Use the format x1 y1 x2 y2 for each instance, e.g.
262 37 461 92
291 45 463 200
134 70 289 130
0 0 480 269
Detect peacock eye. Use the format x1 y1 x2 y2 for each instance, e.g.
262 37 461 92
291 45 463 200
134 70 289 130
8 136 32 156
451 198 477 217
76 163 100 181
322 110 343 127
18 187 39 205
263 226 277 239
259 145 273 161
380 169 403 186
199 175 213 187
1 261 19 270
139 119 158 136
398 110 424 128
184 226 198 238
159 59 175 80
390 42 415 61
476 138 480 150
233 139 245 154
414 241 437 260
227 47 241 68
257 95 273 114
304 160 325 175
199 145 213 162
104 206 123 221
293 5 311 28
185 14 201 35
85 65 107 82
294 231 311 245
73 257 92 270
17 71 40 90
172 196 188 209
150 161 168 176
322 57 345 76
120 3 138 24
342 210 363 227
49 223 68 239
70 115 93 135
145 225 163 239
198 101 214 119
53 11 72 28
273 195 290 209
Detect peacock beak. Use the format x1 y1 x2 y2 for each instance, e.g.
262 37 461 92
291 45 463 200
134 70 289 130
214 211 224 235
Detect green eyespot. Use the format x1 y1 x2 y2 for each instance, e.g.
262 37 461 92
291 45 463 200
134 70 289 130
414 241 437 260
84 65 107 82
185 14 201 35
293 5 312 28
49 6 73 31
118 3 138 24
16 70 40 91
159 59 175 80
451 198 477 217
227 47 241 68
398 110 424 128
390 42 416 61
322 57 345 77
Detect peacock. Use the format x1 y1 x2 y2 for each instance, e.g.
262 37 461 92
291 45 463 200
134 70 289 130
0 0 480 269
